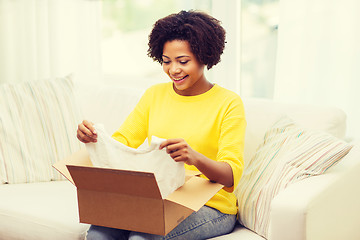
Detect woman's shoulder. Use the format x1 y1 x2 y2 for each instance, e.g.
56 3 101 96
214 85 243 103
211 85 245 116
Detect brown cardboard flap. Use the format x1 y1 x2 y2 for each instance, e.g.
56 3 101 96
77 188 165 235
165 176 223 211
185 169 201 181
52 148 92 185
67 165 162 199
185 169 201 176
163 199 194 235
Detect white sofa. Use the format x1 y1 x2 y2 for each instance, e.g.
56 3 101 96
0 81 359 240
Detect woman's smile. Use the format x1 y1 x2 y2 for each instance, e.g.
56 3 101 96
171 75 189 83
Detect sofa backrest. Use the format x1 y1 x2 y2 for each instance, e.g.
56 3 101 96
76 83 347 164
243 98 347 163
76 83 144 134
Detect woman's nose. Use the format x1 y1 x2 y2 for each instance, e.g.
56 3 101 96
170 64 181 74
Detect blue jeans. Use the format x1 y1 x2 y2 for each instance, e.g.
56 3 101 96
86 206 236 240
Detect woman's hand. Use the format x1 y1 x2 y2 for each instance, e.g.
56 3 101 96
160 138 234 188
159 138 201 166
77 120 97 143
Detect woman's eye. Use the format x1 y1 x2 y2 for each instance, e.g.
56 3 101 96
180 61 189 65
163 61 170 64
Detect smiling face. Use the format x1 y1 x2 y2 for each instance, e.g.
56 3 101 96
162 40 212 96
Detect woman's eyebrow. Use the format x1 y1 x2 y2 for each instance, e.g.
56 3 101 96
162 55 190 59
176 55 190 59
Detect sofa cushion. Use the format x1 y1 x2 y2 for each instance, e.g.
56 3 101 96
0 76 82 183
236 117 353 238
210 222 265 240
0 181 89 240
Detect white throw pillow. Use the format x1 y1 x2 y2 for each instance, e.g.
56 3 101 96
0 76 83 183
236 116 353 238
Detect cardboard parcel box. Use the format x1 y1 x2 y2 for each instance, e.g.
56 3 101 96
53 149 223 236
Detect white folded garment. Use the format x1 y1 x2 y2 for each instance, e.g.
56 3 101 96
85 123 185 198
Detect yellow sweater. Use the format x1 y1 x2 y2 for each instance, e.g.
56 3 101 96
112 82 246 215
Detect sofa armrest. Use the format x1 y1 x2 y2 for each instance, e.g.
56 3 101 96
268 146 360 240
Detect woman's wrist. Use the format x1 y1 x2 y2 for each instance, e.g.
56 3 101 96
193 154 233 187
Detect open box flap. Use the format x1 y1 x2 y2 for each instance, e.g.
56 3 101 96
185 169 201 176
52 148 92 185
67 165 162 199
184 169 201 181
165 176 224 212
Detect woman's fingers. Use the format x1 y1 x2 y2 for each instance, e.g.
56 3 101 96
83 120 97 135
159 138 184 151
77 129 95 143
78 122 95 138
77 120 97 143
160 138 193 163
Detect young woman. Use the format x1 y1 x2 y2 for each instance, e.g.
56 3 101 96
77 10 246 240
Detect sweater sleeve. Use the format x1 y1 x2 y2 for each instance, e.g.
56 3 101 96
217 97 246 193
111 88 152 148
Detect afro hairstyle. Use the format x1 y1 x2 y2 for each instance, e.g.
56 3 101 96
147 10 226 70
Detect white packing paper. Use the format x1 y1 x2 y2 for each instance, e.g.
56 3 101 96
85 123 185 198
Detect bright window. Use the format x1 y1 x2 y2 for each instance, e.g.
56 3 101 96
240 0 279 98
101 0 212 89
100 0 279 98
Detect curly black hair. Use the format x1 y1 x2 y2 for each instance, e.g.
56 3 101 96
148 10 226 70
